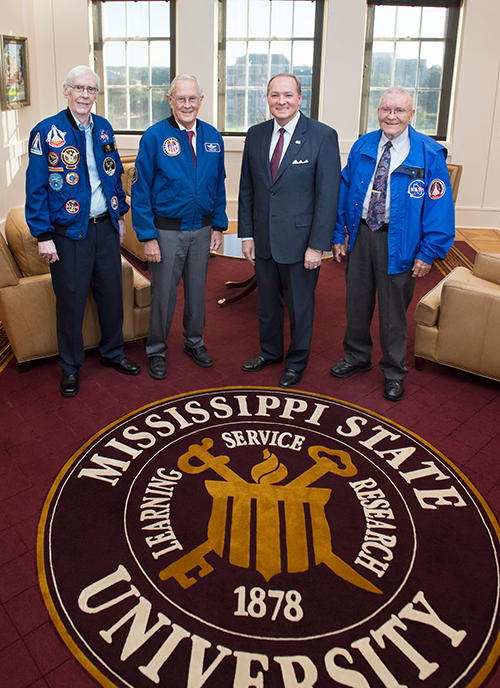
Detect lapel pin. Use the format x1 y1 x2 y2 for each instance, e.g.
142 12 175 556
295 140 301 144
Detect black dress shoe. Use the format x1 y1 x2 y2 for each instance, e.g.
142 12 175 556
183 345 213 368
383 379 405 401
148 355 167 380
60 373 79 397
279 369 302 389
100 356 142 375
242 354 283 372
330 358 371 378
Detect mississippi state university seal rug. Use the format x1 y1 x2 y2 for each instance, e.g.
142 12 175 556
38 388 500 688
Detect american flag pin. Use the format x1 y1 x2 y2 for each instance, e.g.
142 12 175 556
295 140 301 144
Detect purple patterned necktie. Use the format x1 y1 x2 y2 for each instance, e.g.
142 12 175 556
187 130 196 168
366 140 392 231
270 128 285 181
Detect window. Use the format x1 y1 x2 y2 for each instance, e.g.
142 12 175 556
361 1 460 139
92 0 176 133
218 0 324 133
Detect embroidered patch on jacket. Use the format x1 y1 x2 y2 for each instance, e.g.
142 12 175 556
61 147 80 168
163 137 181 156
408 179 425 198
429 179 446 199
66 172 79 186
205 142 221 153
103 157 116 176
65 199 80 214
101 142 115 155
46 125 66 148
131 167 138 184
48 151 59 166
110 196 118 210
49 173 64 191
100 129 109 142
30 132 43 156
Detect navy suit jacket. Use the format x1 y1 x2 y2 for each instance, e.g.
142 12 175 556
238 113 341 264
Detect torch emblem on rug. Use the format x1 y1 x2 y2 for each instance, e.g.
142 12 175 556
159 437 382 594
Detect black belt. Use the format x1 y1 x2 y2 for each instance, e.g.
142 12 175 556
154 213 213 231
89 211 110 224
360 217 389 232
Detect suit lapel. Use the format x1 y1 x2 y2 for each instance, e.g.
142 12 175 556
261 120 274 186
272 113 308 185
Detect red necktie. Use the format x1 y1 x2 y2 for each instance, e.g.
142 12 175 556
270 127 285 181
187 130 196 168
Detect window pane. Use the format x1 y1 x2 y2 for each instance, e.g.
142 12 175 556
107 88 127 129
292 41 313 77
103 2 126 39
418 42 444 89
395 41 418 88
226 90 246 131
127 3 149 38
300 88 312 118
271 41 291 75
248 42 268 87
150 42 170 87
249 0 270 39
128 42 149 87
271 3 293 39
293 2 315 38
152 88 170 123
247 89 267 126
373 6 396 39
104 42 126 86
396 7 421 39
129 88 149 130
421 7 446 39
227 1 247 38
370 42 393 89
150 3 170 38
366 89 382 133
415 90 439 136
227 42 247 87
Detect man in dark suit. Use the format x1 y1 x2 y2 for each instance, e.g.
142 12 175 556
238 73 341 388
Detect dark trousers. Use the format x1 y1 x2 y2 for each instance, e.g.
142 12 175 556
50 218 124 375
343 221 415 379
255 255 320 372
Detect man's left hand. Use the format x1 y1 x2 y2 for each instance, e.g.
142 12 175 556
304 247 322 270
210 230 223 252
118 218 126 245
412 258 432 278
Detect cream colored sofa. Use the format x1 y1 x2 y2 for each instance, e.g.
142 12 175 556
120 155 145 263
0 207 151 372
414 251 500 381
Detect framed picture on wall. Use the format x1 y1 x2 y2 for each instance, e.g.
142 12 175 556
0 35 30 110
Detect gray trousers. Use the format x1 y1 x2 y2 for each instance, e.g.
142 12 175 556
146 225 211 358
343 221 415 379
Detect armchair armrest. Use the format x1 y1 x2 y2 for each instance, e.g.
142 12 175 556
473 251 500 285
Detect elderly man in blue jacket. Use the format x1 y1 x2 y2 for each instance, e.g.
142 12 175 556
331 87 455 401
25 65 141 397
132 74 227 380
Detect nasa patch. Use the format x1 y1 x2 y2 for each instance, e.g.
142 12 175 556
429 179 446 200
30 132 43 156
103 157 116 176
65 199 80 214
49 173 64 191
131 167 138 184
205 142 221 153
100 129 109 142
407 179 425 199
163 137 181 156
46 125 66 148
48 151 59 166
110 196 118 210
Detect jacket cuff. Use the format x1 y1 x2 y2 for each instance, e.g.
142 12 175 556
212 226 226 233
37 232 53 242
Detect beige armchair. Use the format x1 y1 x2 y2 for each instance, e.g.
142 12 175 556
0 207 151 372
414 251 500 382
120 155 145 263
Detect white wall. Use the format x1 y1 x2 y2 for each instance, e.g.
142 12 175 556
1 0 499 231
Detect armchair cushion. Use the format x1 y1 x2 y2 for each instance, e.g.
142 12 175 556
5 208 50 277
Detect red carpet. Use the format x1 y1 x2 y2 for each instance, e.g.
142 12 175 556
2 252 500 687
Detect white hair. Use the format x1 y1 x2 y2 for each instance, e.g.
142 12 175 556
168 74 203 98
64 66 100 91
379 86 413 108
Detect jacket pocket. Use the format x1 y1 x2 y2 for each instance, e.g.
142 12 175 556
295 214 313 228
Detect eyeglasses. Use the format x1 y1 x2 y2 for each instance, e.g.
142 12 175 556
379 107 409 116
170 96 200 105
69 84 99 95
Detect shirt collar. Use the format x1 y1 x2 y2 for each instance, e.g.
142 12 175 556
174 117 197 133
70 110 94 131
380 126 409 154
273 110 301 137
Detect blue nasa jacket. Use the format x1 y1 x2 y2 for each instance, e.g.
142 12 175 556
131 116 227 241
25 108 128 241
333 125 455 274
